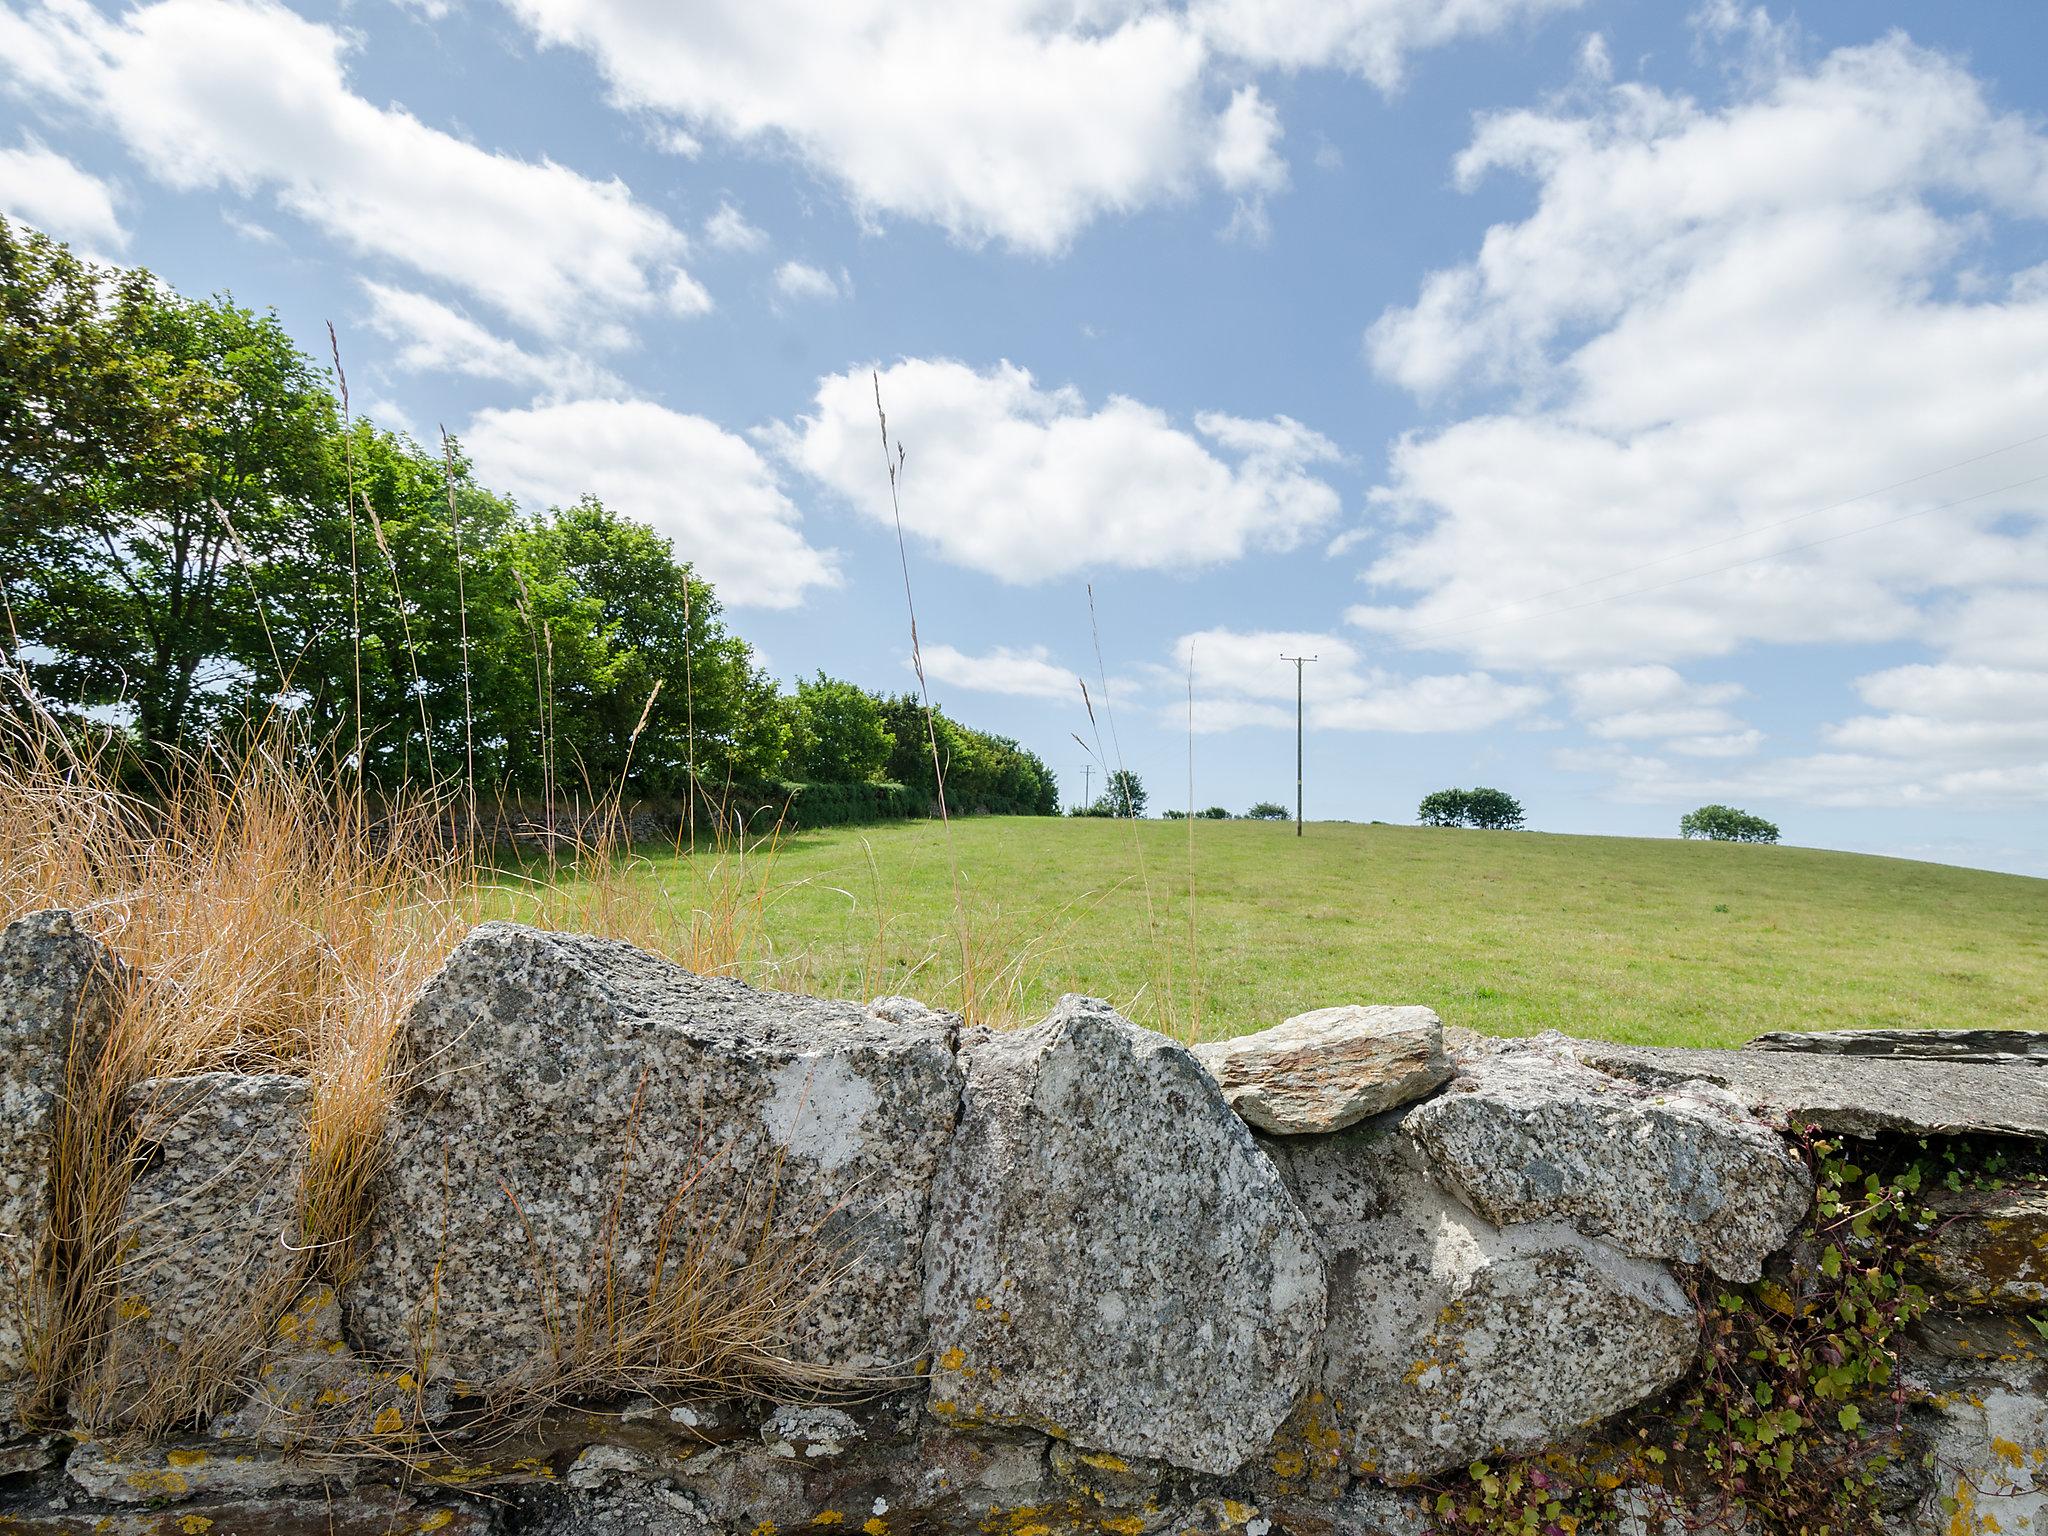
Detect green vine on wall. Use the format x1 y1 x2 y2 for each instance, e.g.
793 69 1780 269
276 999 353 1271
1422 1129 1966 1536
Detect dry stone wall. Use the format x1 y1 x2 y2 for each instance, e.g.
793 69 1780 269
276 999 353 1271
0 910 2043 1536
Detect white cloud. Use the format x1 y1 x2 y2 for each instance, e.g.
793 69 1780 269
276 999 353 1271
359 282 622 396
1167 628 1546 733
465 399 837 609
1562 664 1751 743
921 644 1078 702
0 0 702 342
1191 0 1584 91
704 199 768 254
1346 28 2048 689
495 0 1572 253
1211 84 1286 193
770 358 1342 582
773 260 844 303
0 136 124 249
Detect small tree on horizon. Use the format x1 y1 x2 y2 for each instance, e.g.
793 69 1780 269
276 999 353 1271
1681 804 1780 843
1097 768 1146 818
1418 786 1526 830
1244 801 1289 821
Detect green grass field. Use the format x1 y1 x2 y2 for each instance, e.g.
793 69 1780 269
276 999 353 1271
577 817 2047 1049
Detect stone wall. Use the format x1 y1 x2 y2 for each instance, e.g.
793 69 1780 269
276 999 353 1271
0 911 2042 1536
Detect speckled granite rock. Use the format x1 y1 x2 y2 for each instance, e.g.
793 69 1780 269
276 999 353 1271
99 1073 311 1408
1 910 124 1420
1567 1037 2048 1139
923 996 1325 1476
1406 1043 1812 1281
346 922 962 1384
1911 1184 2048 1309
1193 1005 1451 1135
1266 1120 1698 1481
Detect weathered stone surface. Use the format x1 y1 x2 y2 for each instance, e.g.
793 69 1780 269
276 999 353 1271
0 1488 492 1536
1 910 123 1417
1903 1318 2047 1536
347 923 962 1384
1912 1185 2048 1310
1193 1005 1451 1135
1405 1044 1812 1281
1265 1121 1698 1481
923 996 1325 1476
100 1073 310 1407
65 1439 355 1503
1568 1037 2048 1139
1745 1027 2048 1063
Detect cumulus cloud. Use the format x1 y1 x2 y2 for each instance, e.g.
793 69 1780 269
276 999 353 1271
464 399 837 609
1347 24 2048 808
1562 664 1752 744
494 0 1571 252
772 260 845 303
770 358 1342 582
920 644 1079 701
1167 628 1546 734
703 200 768 253
358 282 623 396
0 136 124 249
0 0 702 341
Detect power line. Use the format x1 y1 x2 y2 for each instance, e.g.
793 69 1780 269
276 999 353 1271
1398 467 2048 647
1392 427 2048 639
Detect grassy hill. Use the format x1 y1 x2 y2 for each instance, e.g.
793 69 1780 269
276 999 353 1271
581 817 2047 1049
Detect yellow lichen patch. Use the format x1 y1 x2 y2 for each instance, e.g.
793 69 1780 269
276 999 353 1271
125 1469 190 1497
810 1513 843 1527
114 1297 152 1322
1099 1516 1144 1535
1219 1500 1258 1525
750 1522 778 1536
939 1347 967 1372
862 1519 889 1536
1075 1451 1127 1475
973 1297 994 1312
178 1516 213 1534
1268 1449 1305 1480
418 1512 454 1533
164 1449 210 1469
371 1406 406 1436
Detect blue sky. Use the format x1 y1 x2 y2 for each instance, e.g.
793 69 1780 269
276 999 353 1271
3 0 2046 874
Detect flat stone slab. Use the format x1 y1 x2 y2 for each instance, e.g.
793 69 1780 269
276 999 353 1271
1744 1028 2048 1063
1406 1044 1812 1280
1193 1004 1451 1135
1 910 124 1420
1266 1122 1698 1481
347 922 962 1385
923 995 1325 1475
1567 1037 2048 1140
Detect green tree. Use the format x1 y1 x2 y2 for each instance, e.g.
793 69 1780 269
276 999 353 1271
1681 804 1781 843
1199 806 1231 819
786 673 893 783
1099 768 1146 818
1418 789 1468 827
1244 801 1289 821
1 220 334 772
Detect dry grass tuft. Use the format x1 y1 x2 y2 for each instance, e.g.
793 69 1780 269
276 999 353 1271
0 673 818 1436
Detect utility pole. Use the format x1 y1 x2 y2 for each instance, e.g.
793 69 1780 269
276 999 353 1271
1080 763 1093 812
1280 654 1316 837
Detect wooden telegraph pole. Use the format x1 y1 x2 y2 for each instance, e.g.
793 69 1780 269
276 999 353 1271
1280 654 1316 836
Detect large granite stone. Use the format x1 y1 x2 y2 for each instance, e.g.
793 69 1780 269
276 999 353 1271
0 910 124 1420
1192 1005 1451 1135
99 1073 311 1412
346 922 962 1384
1744 1028 2048 1063
1567 1037 2048 1139
922 996 1325 1476
1405 1044 1811 1281
1266 1121 1698 1481
1911 1185 2048 1310
0 1488 492 1536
